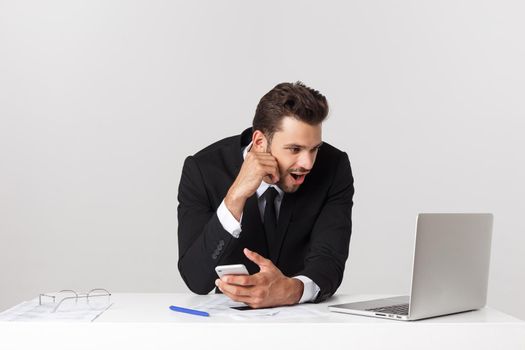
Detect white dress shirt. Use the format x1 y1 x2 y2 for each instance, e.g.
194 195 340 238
216 142 320 303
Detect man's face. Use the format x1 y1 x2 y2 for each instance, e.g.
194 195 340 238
267 116 323 193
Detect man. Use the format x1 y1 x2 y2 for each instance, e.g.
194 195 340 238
177 82 354 308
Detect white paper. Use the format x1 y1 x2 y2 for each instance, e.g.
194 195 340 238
193 294 328 320
0 297 113 322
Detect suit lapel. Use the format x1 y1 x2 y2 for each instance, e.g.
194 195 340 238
270 193 296 264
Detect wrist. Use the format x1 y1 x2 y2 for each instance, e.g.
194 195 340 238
287 277 304 305
224 187 247 221
226 186 248 203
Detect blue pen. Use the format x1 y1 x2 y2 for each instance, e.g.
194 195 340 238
169 305 210 317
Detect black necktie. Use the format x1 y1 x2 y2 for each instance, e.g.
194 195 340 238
263 187 278 255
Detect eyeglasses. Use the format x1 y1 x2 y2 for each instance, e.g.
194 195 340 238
38 288 112 313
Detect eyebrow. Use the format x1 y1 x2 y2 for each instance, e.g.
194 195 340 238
284 142 323 150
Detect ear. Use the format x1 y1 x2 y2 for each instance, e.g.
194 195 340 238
251 130 269 152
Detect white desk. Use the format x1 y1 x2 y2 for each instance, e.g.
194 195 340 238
1 293 524 350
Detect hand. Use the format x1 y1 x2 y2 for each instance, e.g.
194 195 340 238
215 248 304 308
224 151 279 221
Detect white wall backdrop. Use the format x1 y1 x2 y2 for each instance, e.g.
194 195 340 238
1 0 524 319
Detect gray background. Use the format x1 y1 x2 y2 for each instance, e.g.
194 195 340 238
1 0 524 320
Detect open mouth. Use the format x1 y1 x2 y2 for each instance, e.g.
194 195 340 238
290 172 308 185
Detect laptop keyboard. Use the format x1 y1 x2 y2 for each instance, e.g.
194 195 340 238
366 303 409 315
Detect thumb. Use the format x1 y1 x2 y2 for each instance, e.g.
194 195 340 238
244 248 272 269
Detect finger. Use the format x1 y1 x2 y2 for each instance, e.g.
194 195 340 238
253 152 276 160
215 282 246 302
257 156 278 164
251 150 274 157
221 274 255 286
256 162 278 172
252 162 278 178
262 175 275 184
262 174 279 184
219 289 258 306
244 248 272 268
261 166 280 183
216 279 252 297
257 159 279 170
216 285 264 308
251 154 278 168
246 152 275 164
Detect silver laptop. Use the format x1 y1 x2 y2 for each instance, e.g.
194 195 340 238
329 213 493 321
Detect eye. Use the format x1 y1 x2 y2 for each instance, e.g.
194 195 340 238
289 147 301 154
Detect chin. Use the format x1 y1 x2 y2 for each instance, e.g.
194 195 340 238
280 182 300 194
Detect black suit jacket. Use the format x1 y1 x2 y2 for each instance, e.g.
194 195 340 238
177 128 354 302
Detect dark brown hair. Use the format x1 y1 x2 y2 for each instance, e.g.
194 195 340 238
252 81 329 141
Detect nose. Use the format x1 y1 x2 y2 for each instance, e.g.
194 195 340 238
297 151 316 171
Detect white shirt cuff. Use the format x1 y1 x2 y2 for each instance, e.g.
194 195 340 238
217 200 242 238
293 275 321 303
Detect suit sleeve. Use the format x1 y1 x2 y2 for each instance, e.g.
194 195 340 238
177 156 240 294
298 152 354 303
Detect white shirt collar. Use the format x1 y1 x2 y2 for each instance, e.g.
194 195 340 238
243 141 284 199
